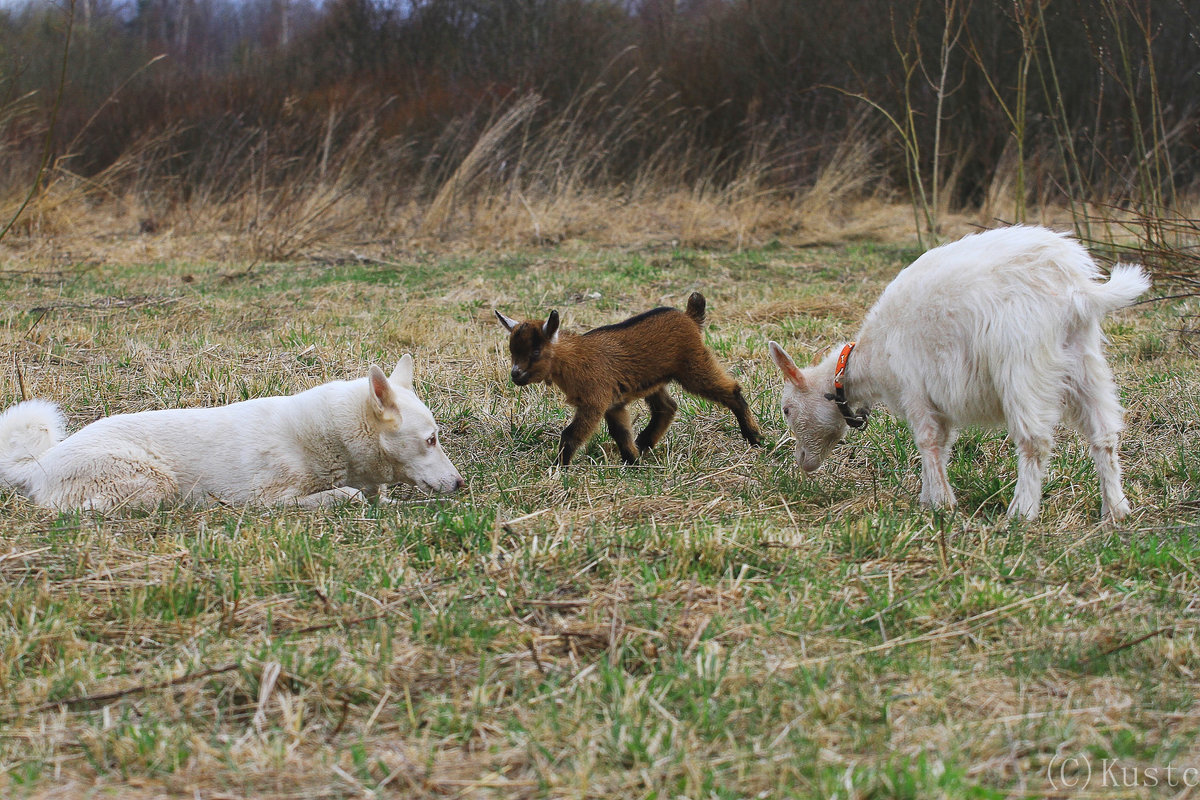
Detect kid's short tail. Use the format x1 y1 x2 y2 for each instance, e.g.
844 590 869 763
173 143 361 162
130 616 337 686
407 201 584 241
0 399 65 489
686 292 707 325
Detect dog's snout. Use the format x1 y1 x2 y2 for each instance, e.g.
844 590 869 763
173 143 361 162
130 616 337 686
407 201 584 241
453 476 466 491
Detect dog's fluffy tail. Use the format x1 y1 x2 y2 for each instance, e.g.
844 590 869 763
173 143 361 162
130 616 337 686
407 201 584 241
0 399 65 492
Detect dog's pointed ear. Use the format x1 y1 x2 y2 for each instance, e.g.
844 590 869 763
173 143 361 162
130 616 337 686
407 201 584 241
390 354 414 390
543 310 560 343
367 364 401 419
495 310 519 332
768 341 807 390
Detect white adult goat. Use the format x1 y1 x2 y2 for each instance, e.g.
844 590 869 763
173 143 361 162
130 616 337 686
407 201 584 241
768 226 1149 521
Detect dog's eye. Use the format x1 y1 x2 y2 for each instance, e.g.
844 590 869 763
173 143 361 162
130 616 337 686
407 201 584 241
426 434 437 447
783 404 794 417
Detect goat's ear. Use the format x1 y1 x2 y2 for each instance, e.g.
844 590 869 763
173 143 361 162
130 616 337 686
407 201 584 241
768 341 807 390
367 364 401 419
390 353 414 390
495 310 519 332
543 310 560 343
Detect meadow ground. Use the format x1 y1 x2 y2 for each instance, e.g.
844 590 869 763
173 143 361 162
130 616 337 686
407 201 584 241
0 238 1198 798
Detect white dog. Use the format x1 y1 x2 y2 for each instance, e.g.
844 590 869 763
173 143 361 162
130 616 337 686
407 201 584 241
0 355 464 511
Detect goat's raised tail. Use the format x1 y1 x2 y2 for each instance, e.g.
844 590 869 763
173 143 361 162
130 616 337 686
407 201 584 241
0 399 65 491
686 292 707 326
1094 263 1152 313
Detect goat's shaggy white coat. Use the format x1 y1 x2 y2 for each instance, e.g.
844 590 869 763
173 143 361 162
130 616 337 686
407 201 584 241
769 225 1150 520
0 355 464 511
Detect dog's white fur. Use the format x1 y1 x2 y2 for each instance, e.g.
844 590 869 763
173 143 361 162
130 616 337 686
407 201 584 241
768 225 1150 521
0 355 464 511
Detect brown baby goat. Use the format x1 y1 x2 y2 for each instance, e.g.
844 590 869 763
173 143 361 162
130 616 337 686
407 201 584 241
496 292 762 465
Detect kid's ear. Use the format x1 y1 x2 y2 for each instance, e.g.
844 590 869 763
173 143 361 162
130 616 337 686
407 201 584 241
367 364 401 419
542 310 560 342
768 341 807 390
390 353 414 390
495 310 519 332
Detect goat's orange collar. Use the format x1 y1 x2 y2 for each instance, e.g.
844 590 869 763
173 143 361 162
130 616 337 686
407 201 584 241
833 342 855 391
826 342 869 428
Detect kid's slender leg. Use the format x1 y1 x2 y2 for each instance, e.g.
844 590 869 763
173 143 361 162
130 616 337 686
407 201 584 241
605 405 641 464
636 388 678 452
559 406 605 465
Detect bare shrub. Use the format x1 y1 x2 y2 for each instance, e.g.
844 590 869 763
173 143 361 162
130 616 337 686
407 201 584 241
0 0 1195 254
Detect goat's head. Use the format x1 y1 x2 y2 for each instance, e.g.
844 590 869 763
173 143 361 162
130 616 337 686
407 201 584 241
495 309 560 386
768 341 848 473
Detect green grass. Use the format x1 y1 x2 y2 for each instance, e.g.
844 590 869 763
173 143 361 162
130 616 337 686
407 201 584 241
0 242 1197 798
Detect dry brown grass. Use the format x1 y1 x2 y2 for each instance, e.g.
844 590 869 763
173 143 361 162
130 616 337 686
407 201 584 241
0 189 1103 273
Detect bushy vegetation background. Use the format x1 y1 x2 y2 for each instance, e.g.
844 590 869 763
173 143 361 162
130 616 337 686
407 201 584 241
1 0 1196 251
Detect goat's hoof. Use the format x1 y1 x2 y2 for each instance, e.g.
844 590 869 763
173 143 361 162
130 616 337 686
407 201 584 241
1102 499 1131 523
1004 504 1039 521
919 497 957 512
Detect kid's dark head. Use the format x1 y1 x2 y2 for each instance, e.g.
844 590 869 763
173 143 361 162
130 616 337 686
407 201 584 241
495 309 560 386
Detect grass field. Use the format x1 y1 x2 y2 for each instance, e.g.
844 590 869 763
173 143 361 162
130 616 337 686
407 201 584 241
1 240 1198 799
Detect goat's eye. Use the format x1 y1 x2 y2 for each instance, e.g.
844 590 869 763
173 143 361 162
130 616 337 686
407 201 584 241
783 404 794 417
426 434 437 447
531 349 541 360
